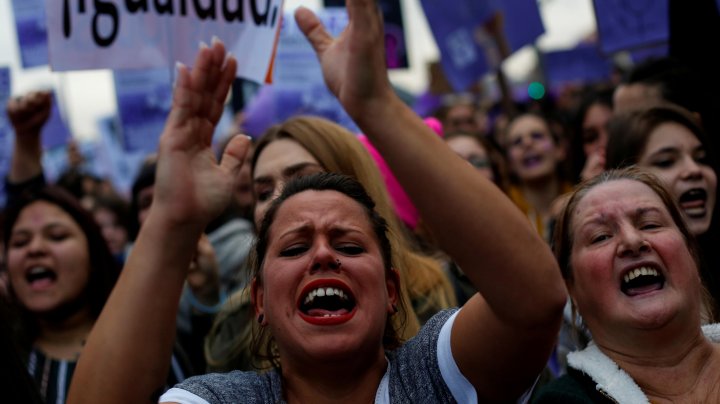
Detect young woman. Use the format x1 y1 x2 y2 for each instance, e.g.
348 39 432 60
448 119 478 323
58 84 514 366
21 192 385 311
67 3 566 402
503 112 571 241
605 104 720 316
205 115 457 372
4 186 190 403
534 167 720 402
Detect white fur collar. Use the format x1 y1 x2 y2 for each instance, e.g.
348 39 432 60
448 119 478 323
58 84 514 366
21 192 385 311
566 323 720 404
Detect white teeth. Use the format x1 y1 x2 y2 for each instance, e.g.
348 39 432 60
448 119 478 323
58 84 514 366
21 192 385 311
623 267 659 284
29 267 49 275
303 287 348 305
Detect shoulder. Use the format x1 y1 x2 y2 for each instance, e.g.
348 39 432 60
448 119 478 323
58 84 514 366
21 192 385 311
386 309 459 401
171 370 282 403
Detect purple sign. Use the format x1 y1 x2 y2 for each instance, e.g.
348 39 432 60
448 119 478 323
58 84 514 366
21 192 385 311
593 0 669 54
421 0 491 91
11 0 49 68
543 44 613 87
113 68 173 153
0 67 11 207
496 0 545 52
42 92 71 149
630 42 669 64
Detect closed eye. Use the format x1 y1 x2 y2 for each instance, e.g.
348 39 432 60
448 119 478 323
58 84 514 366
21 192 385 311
336 245 365 255
279 245 308 257
590 234 610 244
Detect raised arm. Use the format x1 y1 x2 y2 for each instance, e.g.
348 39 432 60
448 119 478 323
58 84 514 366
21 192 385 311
67 40 249 404
296 2 566 400
6 90 51 183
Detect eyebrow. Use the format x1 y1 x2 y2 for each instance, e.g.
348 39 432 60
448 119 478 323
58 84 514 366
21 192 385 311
254 162 324 185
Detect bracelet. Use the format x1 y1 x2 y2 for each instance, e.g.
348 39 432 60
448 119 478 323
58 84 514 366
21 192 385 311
186 289 227 314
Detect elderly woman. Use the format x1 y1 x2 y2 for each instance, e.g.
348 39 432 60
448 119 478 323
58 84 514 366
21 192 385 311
534 167 720 403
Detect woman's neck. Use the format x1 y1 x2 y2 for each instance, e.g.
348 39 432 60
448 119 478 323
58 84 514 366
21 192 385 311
281 351 388 404
600 330 720 402
35 307 95 361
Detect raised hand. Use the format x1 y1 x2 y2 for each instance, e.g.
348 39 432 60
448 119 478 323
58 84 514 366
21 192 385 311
6 91 52 182
152 38 250 232
295 0 395 119
7 90 52 138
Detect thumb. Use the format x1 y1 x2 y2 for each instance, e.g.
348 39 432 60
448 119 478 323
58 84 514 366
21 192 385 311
220 134 252 177
295 6 333 55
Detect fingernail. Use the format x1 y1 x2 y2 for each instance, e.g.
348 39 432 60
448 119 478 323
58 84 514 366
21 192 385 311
174 61 186 88
211 35 221 46
199 40 209 50
221 51 232 71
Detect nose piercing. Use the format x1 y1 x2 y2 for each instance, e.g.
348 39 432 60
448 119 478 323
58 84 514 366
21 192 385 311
335 259 342 268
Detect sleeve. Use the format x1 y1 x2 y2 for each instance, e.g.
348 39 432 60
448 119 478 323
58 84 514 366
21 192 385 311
436 309 477 403
159 387 211 404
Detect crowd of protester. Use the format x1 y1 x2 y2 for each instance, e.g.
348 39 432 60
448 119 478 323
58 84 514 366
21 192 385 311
1 1 720 403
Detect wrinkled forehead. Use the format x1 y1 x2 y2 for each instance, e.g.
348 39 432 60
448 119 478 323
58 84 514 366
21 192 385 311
571 179 668 229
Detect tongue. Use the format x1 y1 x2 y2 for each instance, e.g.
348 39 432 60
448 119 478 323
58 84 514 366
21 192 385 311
680 199 705 209
29 277 55 290
625 282 662 297
307 308 349 317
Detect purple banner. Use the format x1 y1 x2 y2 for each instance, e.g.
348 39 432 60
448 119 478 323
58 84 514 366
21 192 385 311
11 0 49 68
543 44 613 87
421 0 491 91
496 0 545 52
0 67 11 207
593 0 669 54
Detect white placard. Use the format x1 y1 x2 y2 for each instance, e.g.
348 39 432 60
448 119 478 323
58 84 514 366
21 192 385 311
47 0 284 84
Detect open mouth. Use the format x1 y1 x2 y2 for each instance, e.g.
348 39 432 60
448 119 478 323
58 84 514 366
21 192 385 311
298 281 356 325
522 155 543 168
621 266 665 297
679 188 708 218
25 266 57 289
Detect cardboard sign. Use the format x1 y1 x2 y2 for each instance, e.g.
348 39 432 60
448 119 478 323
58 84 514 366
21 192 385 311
46 0 284 84
11 0 50 68
593 0 669 54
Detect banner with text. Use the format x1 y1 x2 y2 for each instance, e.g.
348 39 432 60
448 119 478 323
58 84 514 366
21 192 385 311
46 0 284 83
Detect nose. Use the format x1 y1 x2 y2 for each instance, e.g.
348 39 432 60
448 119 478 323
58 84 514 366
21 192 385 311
310 240 341 273
617 227 651 258
680 156 703 181
27 235 48 257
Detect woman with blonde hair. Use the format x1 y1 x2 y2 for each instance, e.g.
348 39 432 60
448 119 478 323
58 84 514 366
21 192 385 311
205 115 457 371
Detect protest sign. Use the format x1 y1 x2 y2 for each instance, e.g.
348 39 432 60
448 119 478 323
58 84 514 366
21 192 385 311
496 0 544 53
0 67 11 207
593 0 669 54
543 44 613 88
11 0 49 68
46 0 284 84
42 92 72 149
113 68 173 153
